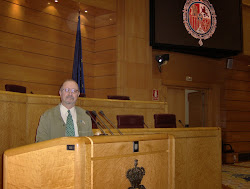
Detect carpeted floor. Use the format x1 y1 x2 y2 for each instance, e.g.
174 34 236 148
222 161 250 189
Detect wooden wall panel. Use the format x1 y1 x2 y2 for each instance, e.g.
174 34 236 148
229 142 250 153
221 111 250 122
93 63 117 77
85 76 116 90
95 37 116 52
161 52 225 84
87 88 117 99
0 14 94 50
125 0 148 38
225 70 250 81
123 88 153 101
223 132 250 142
83 51 95 64
0 31 74 59
126 63 151 89
78 0 117 11
222 122 250 132
87 88 117 98
225 80 250 91
95 25 117 39
221 55 250 154
84 63 95 77
221 100 250 111
126 38 150 63
95 13 116 27
92 12 118 98
94 76 117 89
84 77 94 89
116 0 153 101
0 46 71 72
224 90 250 101
0 63 70 85
95 50 116 64
0 0 94 39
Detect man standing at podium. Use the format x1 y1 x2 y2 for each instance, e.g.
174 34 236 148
36 79 93 142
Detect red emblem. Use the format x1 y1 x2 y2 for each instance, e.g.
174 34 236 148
183 0 217 46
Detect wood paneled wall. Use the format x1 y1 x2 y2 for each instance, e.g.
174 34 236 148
0 0 116 98
221 55 250 153
90 13 117 98
116 0 153 101
0 0 249 101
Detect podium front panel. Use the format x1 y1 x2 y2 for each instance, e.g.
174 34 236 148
4 134 175 189
90 134 174 188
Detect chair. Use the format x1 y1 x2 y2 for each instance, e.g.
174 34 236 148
107 95 130 100
154 114 176 128
5 84 26 93
116 115 144 128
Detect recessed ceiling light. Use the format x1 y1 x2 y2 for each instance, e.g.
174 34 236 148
85 10 88 13
55 0 58 3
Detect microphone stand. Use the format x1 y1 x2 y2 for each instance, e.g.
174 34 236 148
99 110 123 135
92 111 114 135
86 110 107 135
178 120 186 128
143 122 149 128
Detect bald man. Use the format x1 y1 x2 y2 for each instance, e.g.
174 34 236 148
36 79 93 142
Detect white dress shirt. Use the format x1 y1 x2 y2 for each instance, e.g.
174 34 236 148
60 104 79 137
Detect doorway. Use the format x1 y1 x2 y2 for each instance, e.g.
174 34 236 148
186 90 207 127
167 87 208 128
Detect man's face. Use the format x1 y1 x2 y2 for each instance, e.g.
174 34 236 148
59 81 80 107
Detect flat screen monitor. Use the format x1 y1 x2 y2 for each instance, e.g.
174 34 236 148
150 0 243 58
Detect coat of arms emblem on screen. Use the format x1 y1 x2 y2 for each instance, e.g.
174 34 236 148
183 0 217 46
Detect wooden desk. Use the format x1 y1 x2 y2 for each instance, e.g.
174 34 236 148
93 127 222 189
4 134 174 189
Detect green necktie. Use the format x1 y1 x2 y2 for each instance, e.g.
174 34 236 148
65 110 75 136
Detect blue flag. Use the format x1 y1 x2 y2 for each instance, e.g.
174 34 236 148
72 15 85 94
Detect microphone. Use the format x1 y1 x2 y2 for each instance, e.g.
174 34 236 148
92 111 114 135
178 120 185 127
99 110 123 135
86 110 107 135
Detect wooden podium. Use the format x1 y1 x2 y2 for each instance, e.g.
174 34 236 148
3 134 175 189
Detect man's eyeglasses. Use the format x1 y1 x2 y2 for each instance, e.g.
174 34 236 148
62 88 79 94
